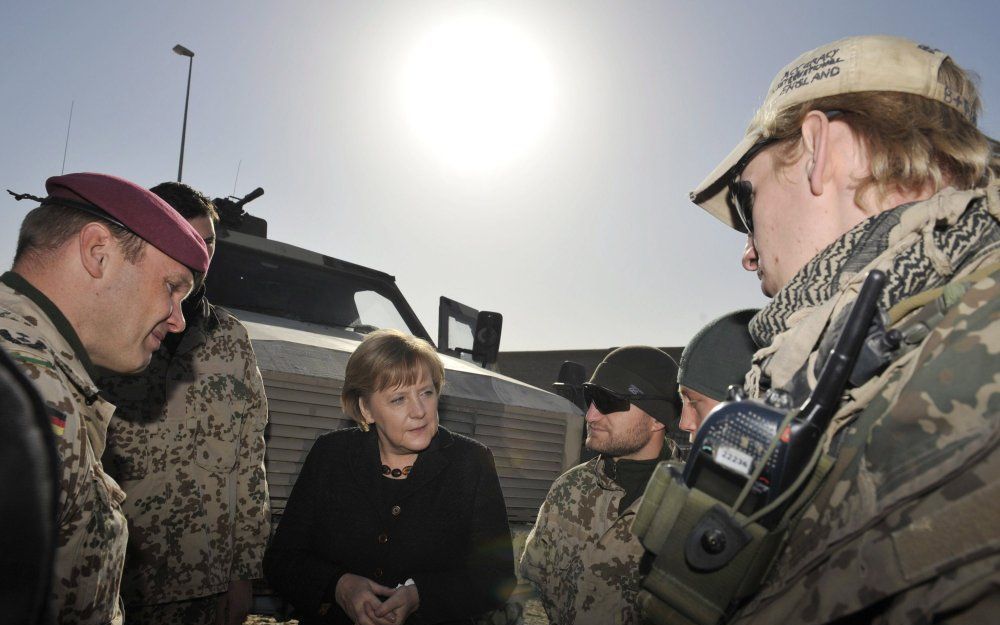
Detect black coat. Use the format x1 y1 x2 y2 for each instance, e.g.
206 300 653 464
263 425 515 625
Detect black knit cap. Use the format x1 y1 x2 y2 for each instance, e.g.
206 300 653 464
588 346 680 425
678 309 759 401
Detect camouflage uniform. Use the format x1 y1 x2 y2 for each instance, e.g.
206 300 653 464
731 184 1000 624
100 296 270 621
520 454 649 625
0 272 127 625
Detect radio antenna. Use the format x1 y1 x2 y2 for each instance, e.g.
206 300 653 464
61 101 74 174
232 159 242 196
796 270 886 429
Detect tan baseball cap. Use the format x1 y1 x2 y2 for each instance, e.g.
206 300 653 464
690 35 976 231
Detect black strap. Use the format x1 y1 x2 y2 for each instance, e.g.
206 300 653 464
6 189 130 232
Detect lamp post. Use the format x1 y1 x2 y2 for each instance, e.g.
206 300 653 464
173 44 195 182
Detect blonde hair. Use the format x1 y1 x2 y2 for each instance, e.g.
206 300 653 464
341 329 445 430
751 58 998 209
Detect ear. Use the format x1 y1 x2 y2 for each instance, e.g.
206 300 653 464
78 222 114 279
650 416 666 433
359 397 375 424
800 110 831 197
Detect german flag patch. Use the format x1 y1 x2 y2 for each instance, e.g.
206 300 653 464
49 409 66 436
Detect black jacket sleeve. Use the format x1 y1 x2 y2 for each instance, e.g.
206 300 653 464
411 445 516 623
263 436 346 617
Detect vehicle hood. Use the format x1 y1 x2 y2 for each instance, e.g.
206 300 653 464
228 308 581 415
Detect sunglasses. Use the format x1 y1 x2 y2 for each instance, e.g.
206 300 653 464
727 178 757 234
726 135 779 234
582 383 674 416
726 110 845 235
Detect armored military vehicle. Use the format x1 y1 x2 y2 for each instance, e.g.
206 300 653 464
205 190 583 525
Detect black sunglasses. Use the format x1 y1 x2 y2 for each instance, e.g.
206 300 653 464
582 383 673 416
727 178 758 235
725 133 781 234
726 110 845 234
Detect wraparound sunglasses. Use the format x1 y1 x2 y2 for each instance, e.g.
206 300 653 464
582 382 674 415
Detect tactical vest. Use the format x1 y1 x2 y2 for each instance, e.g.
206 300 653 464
634 183 1000 624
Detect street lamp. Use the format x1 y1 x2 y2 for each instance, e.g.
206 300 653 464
173 44 195 182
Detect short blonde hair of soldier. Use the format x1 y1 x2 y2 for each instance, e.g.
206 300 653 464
752 58 999 210
341 329 445 430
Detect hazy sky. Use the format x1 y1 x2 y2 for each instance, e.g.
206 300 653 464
3 1 998 351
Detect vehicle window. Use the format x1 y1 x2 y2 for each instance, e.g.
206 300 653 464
354 290 411 334
448 317 475 362
207 242 422 336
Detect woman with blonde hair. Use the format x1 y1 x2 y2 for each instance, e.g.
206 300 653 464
264 329 515 625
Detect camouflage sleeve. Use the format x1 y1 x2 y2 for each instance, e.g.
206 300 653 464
3 339 114 622
521 494 572 625
865 272 1000 621
518 496 554 588
230 339 270 581
4 342 86 528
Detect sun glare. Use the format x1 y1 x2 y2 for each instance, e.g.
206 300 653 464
402 15 554 171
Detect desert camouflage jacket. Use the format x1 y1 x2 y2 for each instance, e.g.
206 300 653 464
520 454 649 625
100 297 270 605
732 185 1000 624
0 272 127 625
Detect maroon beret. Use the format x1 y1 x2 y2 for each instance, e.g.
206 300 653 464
45 172 209 273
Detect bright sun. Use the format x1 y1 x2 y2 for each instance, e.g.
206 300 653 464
402 15 554 171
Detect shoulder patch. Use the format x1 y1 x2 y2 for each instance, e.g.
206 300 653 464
49 407 67 436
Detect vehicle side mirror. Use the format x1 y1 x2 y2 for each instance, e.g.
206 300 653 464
472 311 503 366
438 297 503 368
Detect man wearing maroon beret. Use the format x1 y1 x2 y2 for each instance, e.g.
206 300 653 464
1 172 209 625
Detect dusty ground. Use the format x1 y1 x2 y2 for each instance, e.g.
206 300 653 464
246 524 549 625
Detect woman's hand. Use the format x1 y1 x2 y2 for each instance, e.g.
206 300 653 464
334 573 396 625
374 584 420 624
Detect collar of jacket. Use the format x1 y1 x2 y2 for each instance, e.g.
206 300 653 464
0 271 115 458
169 289 222 357
593 437 674 490
0 271 97 381
349 425 455 502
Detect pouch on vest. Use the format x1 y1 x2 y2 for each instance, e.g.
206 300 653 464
635 455 833 625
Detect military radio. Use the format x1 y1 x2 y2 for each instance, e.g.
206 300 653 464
634 269 887 625
683 269 887 526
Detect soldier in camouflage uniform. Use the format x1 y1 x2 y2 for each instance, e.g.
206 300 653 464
1 173 208 624
521 346 680 624
100 182 270 625
681 35 1000 623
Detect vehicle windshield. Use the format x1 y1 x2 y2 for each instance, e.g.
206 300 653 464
207 241 418 336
